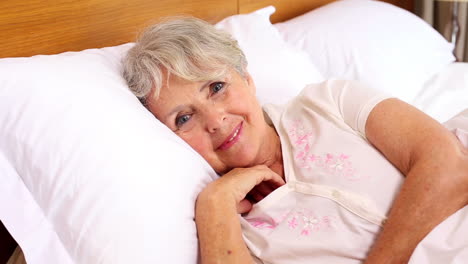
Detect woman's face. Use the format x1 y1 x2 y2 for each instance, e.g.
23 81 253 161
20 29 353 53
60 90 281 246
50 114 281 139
148 68 270 174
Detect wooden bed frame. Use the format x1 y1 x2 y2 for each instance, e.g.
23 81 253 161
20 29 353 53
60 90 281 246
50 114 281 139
0 0 413 262
0 0 412 58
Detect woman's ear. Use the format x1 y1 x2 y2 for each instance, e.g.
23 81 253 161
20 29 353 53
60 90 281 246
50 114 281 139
244 71 256 94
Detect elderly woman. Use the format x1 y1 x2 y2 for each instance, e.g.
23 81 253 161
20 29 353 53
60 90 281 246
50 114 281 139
123 17 468 263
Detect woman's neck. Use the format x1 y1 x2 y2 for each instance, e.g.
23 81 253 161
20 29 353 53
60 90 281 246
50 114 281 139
260 124 284 179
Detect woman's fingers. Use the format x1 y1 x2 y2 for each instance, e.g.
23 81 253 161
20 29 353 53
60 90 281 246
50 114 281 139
248 189 265 203
235 165 285 204
199 165 286 214
250 165 285 187
237 199 253 214
254 182 274 196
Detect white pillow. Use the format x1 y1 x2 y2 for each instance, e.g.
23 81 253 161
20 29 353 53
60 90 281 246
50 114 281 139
0 44 218 264
0 7 322 264
411 62 468 123
275 0 456 102
216 6 324 105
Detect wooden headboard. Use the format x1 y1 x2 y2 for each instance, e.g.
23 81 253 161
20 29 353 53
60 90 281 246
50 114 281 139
0 0 412 58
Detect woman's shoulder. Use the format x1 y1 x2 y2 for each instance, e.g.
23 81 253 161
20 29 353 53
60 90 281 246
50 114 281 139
264 79 393 138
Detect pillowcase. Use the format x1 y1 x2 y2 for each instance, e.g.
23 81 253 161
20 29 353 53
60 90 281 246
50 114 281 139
275 0 456 102
0 6 322 264
0 44 218 264
411 62 468 123
216 6 324 105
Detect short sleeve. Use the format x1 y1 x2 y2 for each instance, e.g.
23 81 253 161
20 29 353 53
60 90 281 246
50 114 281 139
296 79 393 137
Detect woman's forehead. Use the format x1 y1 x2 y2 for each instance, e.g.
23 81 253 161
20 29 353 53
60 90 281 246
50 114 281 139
150 67 244 103
163 69 233 91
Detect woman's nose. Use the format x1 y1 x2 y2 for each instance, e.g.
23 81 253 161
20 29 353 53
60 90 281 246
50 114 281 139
205 108 226 133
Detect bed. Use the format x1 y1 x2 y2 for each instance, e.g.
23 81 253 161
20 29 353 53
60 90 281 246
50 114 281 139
1 0 467 263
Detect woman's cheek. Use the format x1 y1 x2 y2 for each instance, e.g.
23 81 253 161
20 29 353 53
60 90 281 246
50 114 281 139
182 132 213 157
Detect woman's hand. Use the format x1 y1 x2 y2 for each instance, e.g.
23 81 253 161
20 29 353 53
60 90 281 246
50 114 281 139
195 165 285 264
199 165 285 214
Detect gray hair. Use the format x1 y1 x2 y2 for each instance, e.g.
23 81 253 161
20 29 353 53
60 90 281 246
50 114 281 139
122 17 248 105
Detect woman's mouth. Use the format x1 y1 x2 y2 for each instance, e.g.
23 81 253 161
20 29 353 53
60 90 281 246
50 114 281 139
218 122 243 151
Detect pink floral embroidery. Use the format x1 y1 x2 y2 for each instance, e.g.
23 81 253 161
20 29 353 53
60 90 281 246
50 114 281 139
288 120 314 169
286 209 336 236
288 216 298 229
287 120 365 181
321 216 334 228
247 219 276 229
273 212 289 224
247 212 289 230
303 215 320 231
247 209 336 236
323 153 359 181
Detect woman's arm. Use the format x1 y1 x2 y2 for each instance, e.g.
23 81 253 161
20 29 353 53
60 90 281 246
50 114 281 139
364 98 468 263
195 165 285 264
196 191 251 264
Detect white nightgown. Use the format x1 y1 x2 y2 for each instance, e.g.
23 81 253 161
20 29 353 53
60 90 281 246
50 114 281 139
240 80 468 264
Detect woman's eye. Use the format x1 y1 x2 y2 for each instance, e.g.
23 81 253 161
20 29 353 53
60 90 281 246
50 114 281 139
175 114 191 127
210 82 225 94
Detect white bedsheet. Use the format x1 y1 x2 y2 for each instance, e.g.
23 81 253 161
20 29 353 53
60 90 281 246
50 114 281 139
412 62 468 123
410 206 468 264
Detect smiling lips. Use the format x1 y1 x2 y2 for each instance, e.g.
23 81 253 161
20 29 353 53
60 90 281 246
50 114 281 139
217 122 243 151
